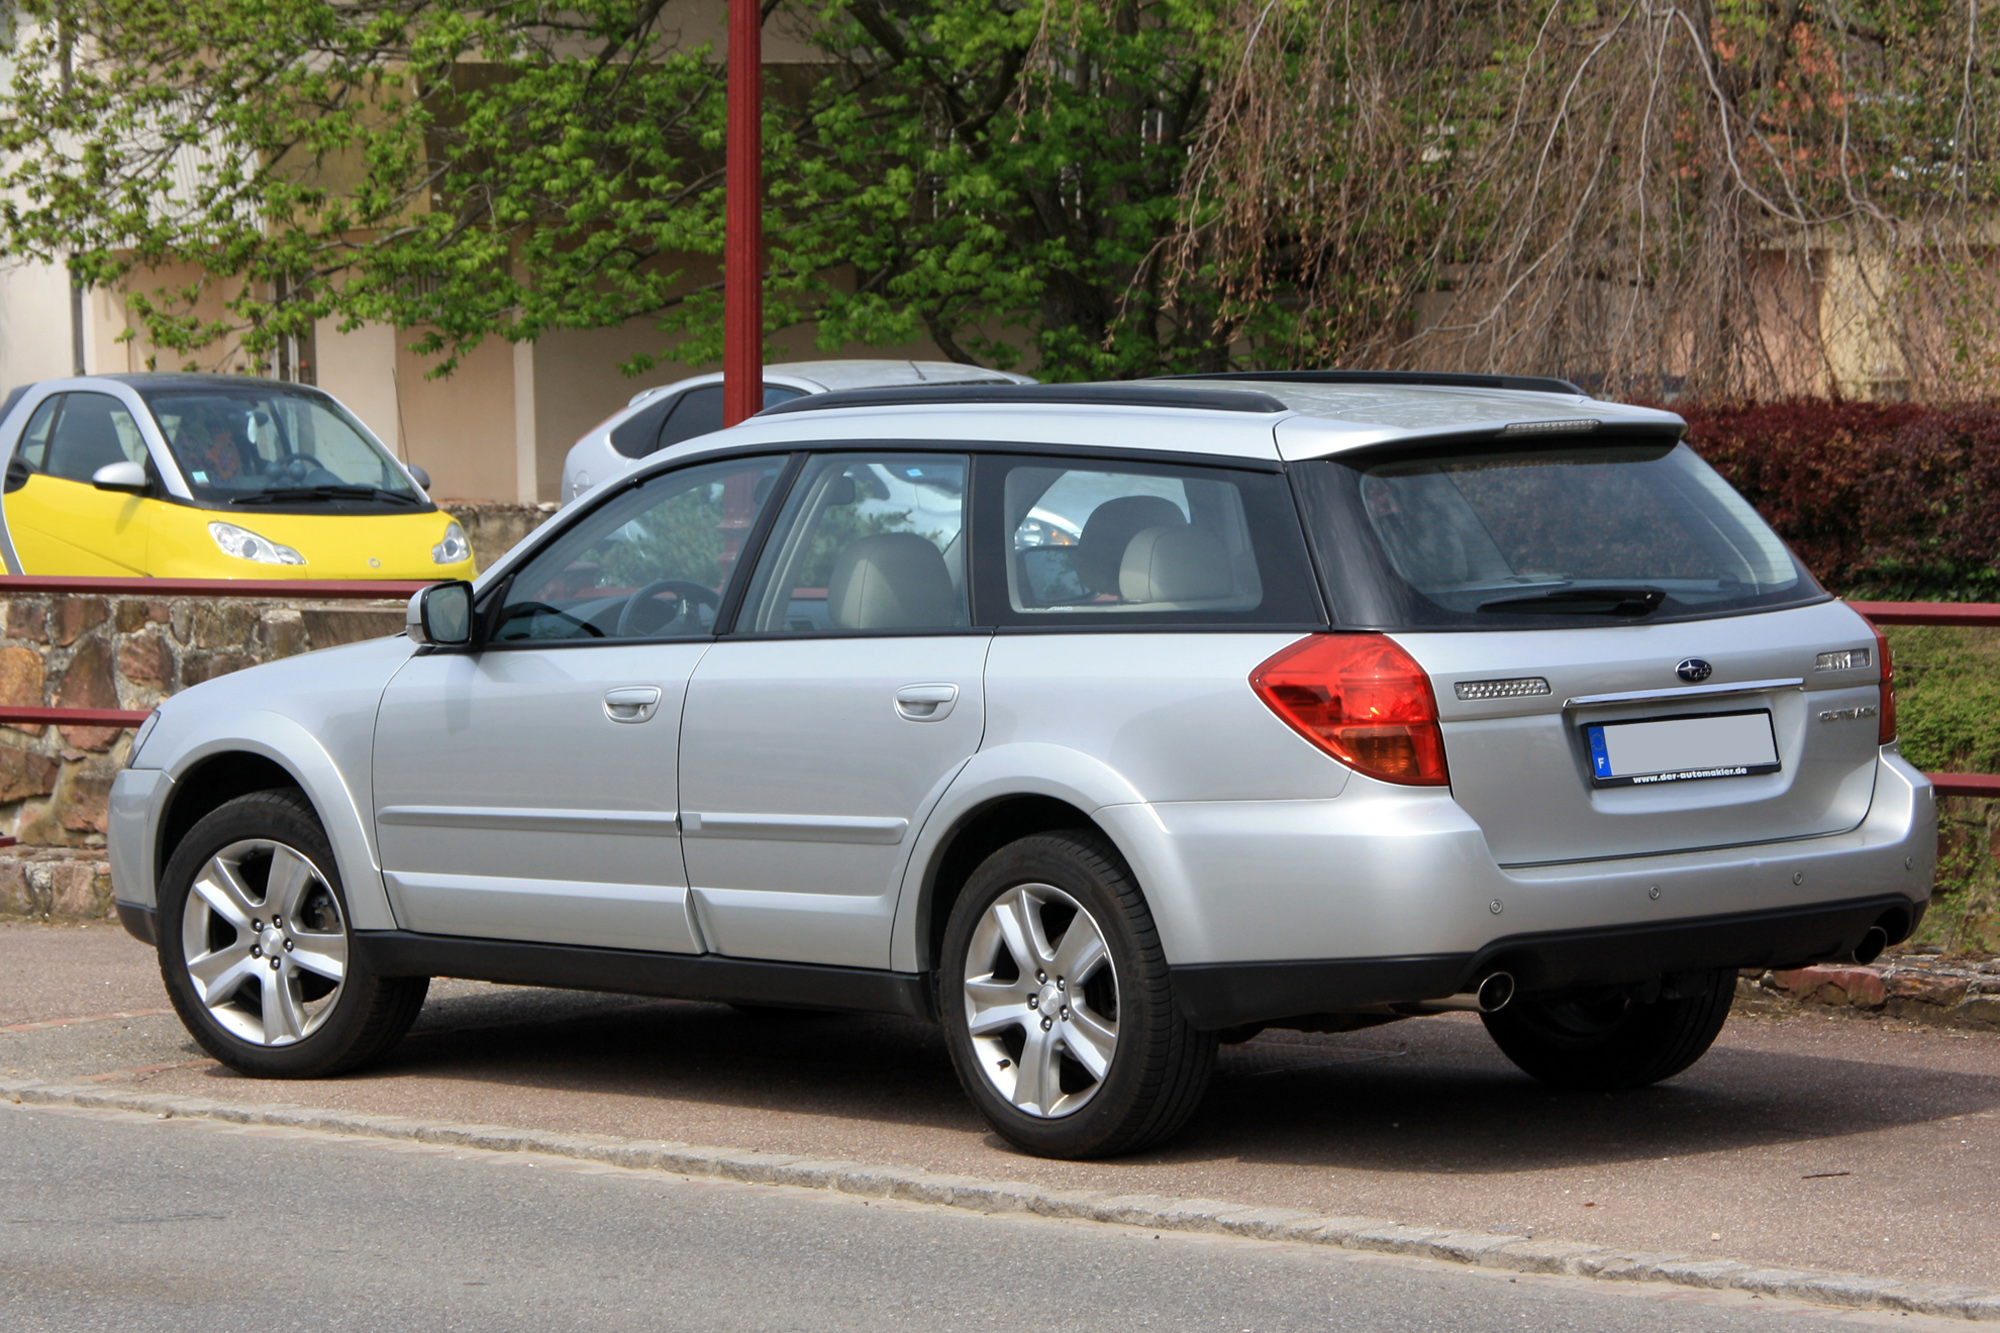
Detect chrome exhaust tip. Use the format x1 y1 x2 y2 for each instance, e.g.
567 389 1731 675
1475 971 1515 1013
1853 926 1889 966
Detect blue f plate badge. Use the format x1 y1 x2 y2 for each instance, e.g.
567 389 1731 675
1586 709 1781 787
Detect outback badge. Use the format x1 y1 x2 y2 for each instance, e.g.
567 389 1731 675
1676 657 1713 683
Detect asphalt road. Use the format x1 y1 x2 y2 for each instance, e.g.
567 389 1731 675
0 1100 1956 1333
5 922 1999 1291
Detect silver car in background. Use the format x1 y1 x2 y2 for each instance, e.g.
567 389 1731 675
109 372 1934 1160
560 359 1036 503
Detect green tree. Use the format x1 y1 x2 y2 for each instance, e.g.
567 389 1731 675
0 0 1231 379
0 0 739 372
10 0 1999 395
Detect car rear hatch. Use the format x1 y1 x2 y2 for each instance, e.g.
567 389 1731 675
1398 603 1882 863
1289 429 1886 865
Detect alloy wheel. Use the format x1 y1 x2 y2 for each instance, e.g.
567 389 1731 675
961 882 1119 1118
178 838 348 1046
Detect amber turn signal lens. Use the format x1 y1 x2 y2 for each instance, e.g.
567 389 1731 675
1870 621 1897 745
1250 633 1449 786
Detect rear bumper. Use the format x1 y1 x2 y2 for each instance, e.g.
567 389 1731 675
1103 747 1934 965
1171 892 1921 1028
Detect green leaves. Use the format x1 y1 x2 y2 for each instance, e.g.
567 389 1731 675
0 0 1244 380
1 0 727 372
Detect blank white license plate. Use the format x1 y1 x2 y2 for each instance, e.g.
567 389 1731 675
1584 710 1780 787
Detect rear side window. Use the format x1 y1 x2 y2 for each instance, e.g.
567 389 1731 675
735 453 970 634
1294 440 1825 629
973 454 1322 628
610 384 808 460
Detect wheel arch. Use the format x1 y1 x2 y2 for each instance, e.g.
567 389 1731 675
157 750 301 883
911 793 1112 979
895 743 1164 978
156 722 394 930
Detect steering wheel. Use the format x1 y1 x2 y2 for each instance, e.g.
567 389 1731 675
266 451 322 483
616 580 721 637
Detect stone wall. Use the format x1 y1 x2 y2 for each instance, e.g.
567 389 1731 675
0 591 407 850
0 846 111 919
444 501 557 570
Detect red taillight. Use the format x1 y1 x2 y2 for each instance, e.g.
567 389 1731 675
1870 622 1897 745
1250 633 1449 786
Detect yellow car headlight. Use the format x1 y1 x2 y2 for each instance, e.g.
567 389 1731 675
432 520 471 565
208 521 306 566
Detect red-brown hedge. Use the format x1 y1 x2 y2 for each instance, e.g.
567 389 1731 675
1677 400 2000 600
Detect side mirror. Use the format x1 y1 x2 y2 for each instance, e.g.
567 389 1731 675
407 464 432 491
407 580 474 647
91 460 149 494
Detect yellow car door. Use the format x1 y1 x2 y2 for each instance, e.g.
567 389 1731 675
4 392 154 575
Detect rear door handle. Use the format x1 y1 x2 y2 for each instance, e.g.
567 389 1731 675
894 683 959 722
604 685 664 723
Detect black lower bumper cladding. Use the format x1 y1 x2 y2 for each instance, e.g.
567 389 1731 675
1170 894 1924 1030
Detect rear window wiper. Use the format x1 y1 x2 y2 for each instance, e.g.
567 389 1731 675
231 485 421 506
1477 587 1666 616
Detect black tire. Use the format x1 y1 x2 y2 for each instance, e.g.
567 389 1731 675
939 830 1216 1159
1480 970 1735 1090
157 789 428 1078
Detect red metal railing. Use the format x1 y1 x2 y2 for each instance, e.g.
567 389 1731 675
0 581 1991 795
1850 601 2000 798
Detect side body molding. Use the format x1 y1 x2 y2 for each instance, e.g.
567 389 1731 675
889 741 1153 973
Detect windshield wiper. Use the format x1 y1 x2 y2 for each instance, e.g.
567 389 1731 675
231 485 420 507
1477 586 1667 616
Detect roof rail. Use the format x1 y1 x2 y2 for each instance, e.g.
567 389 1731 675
1165 370 1586 396
755 383 1289 417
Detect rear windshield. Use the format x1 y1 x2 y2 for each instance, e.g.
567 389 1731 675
1293 441 1826 629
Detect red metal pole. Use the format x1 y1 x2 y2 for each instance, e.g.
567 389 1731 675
723 0 763 427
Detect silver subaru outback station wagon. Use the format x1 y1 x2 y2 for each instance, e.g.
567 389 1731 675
107 372 1936 1159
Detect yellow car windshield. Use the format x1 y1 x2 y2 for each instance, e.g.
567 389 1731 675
140 386 424 511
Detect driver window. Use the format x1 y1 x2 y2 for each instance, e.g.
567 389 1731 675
43 394 147 483
14 396 61 473
493 456 788 644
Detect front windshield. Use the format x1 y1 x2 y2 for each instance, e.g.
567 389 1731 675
138 386 422 509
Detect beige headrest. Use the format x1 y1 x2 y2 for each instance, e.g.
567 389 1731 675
1075 495 1186 594
828 532 955 630
1119 526 1236 604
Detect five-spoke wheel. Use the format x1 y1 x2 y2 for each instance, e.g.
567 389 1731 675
181 838 348 1047
941 830 1215 1158
158 789 427 1078
961 882 1120 1118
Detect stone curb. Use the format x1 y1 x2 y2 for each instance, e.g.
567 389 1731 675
7 1077 1998 1321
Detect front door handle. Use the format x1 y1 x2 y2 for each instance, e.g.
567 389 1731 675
604 685 663 723
895 683 959 722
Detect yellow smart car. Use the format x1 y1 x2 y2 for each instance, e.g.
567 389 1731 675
0 374 474 579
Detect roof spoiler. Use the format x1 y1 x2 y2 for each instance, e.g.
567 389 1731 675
755 383 1288 417
1163 369 1587 396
